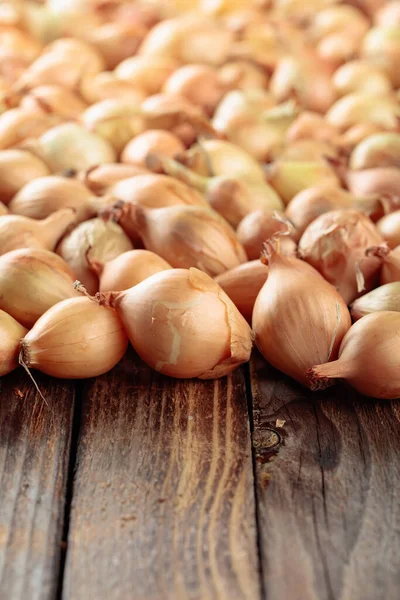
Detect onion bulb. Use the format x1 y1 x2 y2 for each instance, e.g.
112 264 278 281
121 130 185 169
299 209 383 304
0 107 61 150
362 26 400 87
285 185 384 240
20 297 128 379
350 283 400 320
376 210 400 249
350 133 400 170
90 249 172 292
9 176 110 221
0 310 28 376
215 260 268 322
79 163 150 195
286 111 339 144
57 218 133 295
19 84 87 119
367 244 400 285
30 123 117 173
266 160 339 205
130 204 247 276
87 267 252 379
347 167 400 200
332 60 393 97
308 312 400 398
218 60 268 91
0 248 79 327
0 149 50 204
375 2 400 27
252 241 351 387
80 72 146 105
326 93 400 130
115 56 180 96
237 210 296 259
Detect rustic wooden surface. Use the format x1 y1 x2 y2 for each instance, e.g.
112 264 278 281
0 370 75 600
0 351 399 600
62 351 260 600
250 353 400 600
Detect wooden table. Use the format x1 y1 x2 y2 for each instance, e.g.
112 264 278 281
0 348 399 600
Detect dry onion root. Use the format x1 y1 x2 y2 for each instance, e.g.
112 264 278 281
77 267 253 379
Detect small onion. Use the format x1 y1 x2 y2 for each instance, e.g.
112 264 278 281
121 130 185 169
0 149 50 204
332 60 392 97
286 111 339 144
0 310 28 376
375 2 400 27
299 209 383 304
309 312 400 399
218 60 268 90
0 107 61 150
0 248 79 327
349 133 400 170
350 283 400 320
266 160 339 205
362 26 400 87
337 123 386 151
237 210 296 259
57 218 133 295
20 297 128 379
376 210 400 249
91 249 172 292
90 267 252 379
115 55 180 96
79 163 150 195
215 260 268 322
326 93 400 130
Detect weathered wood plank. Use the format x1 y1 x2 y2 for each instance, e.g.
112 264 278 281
0 370 75 600
250 353 400 600
63 352 260 600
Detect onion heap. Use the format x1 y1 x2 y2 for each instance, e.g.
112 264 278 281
0 0 398 399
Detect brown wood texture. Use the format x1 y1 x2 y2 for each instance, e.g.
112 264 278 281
0 370 75 600
62 352 260 600
250 353 400 600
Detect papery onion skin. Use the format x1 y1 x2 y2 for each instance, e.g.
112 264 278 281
252 247 351 388
376 210 400 249
350 282 400 320
21 297 128 379
371 244 400 285
215 260 268 322
134 205 247 276
308 312 400 399
0 248 79 327
0 310 28 376
121 130 185 169
299 209 383 304
236 210 296 259
0 150 50 204
95 249 173 292
99 267 252 379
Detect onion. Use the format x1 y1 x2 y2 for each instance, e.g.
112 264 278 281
218 60 268 90
375 2 400 27
215 259 268 322
0 29 42 64
286 111 339 144
31 123 117 172
285 185 384 240
0 149 50 204
121 130 185 169
266 160 339 205
80 72 146 105
0 310 28 376
350 282 400 320
162 64 227 116
362 26 400 87
0 202 8 216
299 209 383 304
90 249 172 292
252 241 351 387
310 5 369 41
79 163 150 195
336 123 386 151
0 208 76 256
9 175 111 221
237 210 296 259
130 204 247 276
0 248 79 327
19 84 87 118
349 133 400 170
20 297 128 379
57 218 133 295
84 21 146 70
86 267 252 379
276 139 338 163
115 56 180 96
326 93 400 130
368 244 400 285
332 60 393 97
308 312 400 398
376 210 400 248
0 107 61 149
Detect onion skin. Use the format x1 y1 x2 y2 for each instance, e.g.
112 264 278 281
369 244 400 285
94 249 173 292
236 210 296 259
252 247 351 388
299 210 383 304
21 297 128 379
80 164 150 195
346 167 400 200
215 260 268 322
267 160 340 205
0 107 61 150
0 310 28 376
350 283 400 320
376 211 400 249
115 56 180 96
0 248 79 327
0 150 50 204
350 133 400 170
308 312 400 399
99 268 252 379
20 84 88 118
121 130 185 169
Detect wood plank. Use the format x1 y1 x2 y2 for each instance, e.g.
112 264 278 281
0 369 75 600
250 353 400 600
62 351 260 600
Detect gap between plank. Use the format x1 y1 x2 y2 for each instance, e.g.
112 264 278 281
243 363 267 600
55 380 84 600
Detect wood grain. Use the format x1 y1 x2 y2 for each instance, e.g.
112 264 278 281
250 353 400 600
63 351 260 600
0 369 75 600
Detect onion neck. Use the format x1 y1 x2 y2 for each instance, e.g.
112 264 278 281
91 193 118 214
307 359 354 390
39 208 76 249
150 155 209 193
